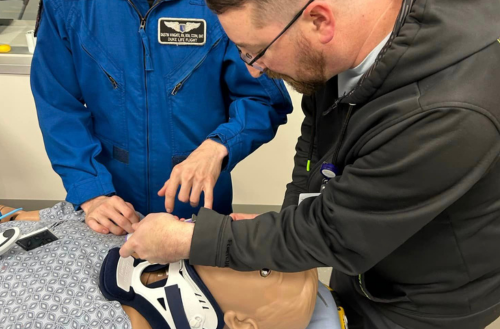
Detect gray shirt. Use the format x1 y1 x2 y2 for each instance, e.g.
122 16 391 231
0 202 131 329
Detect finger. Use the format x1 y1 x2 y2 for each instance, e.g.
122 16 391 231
116 201 140 224
119 240 136 258
230 213 248 221
107 211 134 235
203 185 214 210
164 176 181 213
189 182 202 208
132 223 140 230
177 179 193 204
103 208 134 234
109 197 140 222
230 213 260 220
95 214 127 236
158 183 167 197
86 216 109 234
125 202 136 211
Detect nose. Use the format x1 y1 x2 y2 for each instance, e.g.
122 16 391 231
246 65 264 78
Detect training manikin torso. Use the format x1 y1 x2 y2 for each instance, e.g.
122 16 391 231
0 202 319 329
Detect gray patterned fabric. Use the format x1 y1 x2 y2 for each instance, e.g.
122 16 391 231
0 202 132 329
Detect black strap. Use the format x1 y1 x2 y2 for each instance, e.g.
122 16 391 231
165 285 191 329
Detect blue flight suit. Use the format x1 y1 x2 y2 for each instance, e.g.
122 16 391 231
31 0 292 217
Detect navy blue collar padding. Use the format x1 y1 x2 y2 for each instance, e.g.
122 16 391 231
99 247 225 329
166 285 192 329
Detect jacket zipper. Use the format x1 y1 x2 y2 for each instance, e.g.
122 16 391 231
305 102 355 189
304 0 414 180
305 96 343 175
358 274 372 300
171 38 222 95
81 45 119 89
331 103 356 165
127 0 163 213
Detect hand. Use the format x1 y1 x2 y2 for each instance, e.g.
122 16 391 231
158 139 228 212
230 213 260 221
81 195 140 235
119 213 195 264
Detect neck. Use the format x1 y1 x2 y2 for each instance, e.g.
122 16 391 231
351 0 403 68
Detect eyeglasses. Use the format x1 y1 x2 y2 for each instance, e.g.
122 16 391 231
237 0 315 72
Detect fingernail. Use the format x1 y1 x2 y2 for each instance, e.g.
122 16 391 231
166 209 171 213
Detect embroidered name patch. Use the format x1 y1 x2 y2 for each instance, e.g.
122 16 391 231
158 18 206 46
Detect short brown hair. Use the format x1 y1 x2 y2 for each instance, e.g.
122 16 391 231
206 0 299 27
206 0 258 14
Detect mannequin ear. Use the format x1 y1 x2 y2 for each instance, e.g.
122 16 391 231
224 311 258 329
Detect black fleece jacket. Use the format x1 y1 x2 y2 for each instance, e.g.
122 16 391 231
190 0 500 327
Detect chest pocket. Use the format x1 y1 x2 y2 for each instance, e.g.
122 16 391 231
164 23 224 95
163 23 226 153
77 27 128 149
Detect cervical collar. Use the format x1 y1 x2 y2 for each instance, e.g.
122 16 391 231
99 247 224 329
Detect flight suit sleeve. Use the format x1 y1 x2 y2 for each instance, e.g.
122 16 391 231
31 0 115 208
206 39 293 172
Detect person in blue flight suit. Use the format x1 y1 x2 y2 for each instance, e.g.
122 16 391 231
30 0 292 236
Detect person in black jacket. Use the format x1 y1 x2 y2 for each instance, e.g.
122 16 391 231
120 0 500 328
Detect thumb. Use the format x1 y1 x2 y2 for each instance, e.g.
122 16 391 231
119 241 134 258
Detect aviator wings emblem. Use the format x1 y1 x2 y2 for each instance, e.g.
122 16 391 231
164 22 201 33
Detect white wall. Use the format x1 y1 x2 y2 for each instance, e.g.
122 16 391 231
231 90 304 205
0 73 304 205
0 74 66 200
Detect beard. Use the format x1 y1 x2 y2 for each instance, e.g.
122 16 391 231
264 34 327 96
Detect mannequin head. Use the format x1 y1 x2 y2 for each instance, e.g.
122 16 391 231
196 266 318 329
125 261 318 329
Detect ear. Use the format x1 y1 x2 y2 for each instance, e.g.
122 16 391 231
303 2 335 44
224 311 259 329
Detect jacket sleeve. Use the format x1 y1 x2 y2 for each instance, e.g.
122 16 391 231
206 39 293 172
190 108 500 274
31 1 115 208
282 96 317 209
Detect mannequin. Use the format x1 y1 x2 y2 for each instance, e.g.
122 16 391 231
0 205 40 222
1 205 320 329
114 255 318 329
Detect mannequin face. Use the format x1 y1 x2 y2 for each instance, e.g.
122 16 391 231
194 266 318 329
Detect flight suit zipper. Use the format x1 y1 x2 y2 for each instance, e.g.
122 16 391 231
81 45 119 89
127 0 163 213
171 38 222 95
